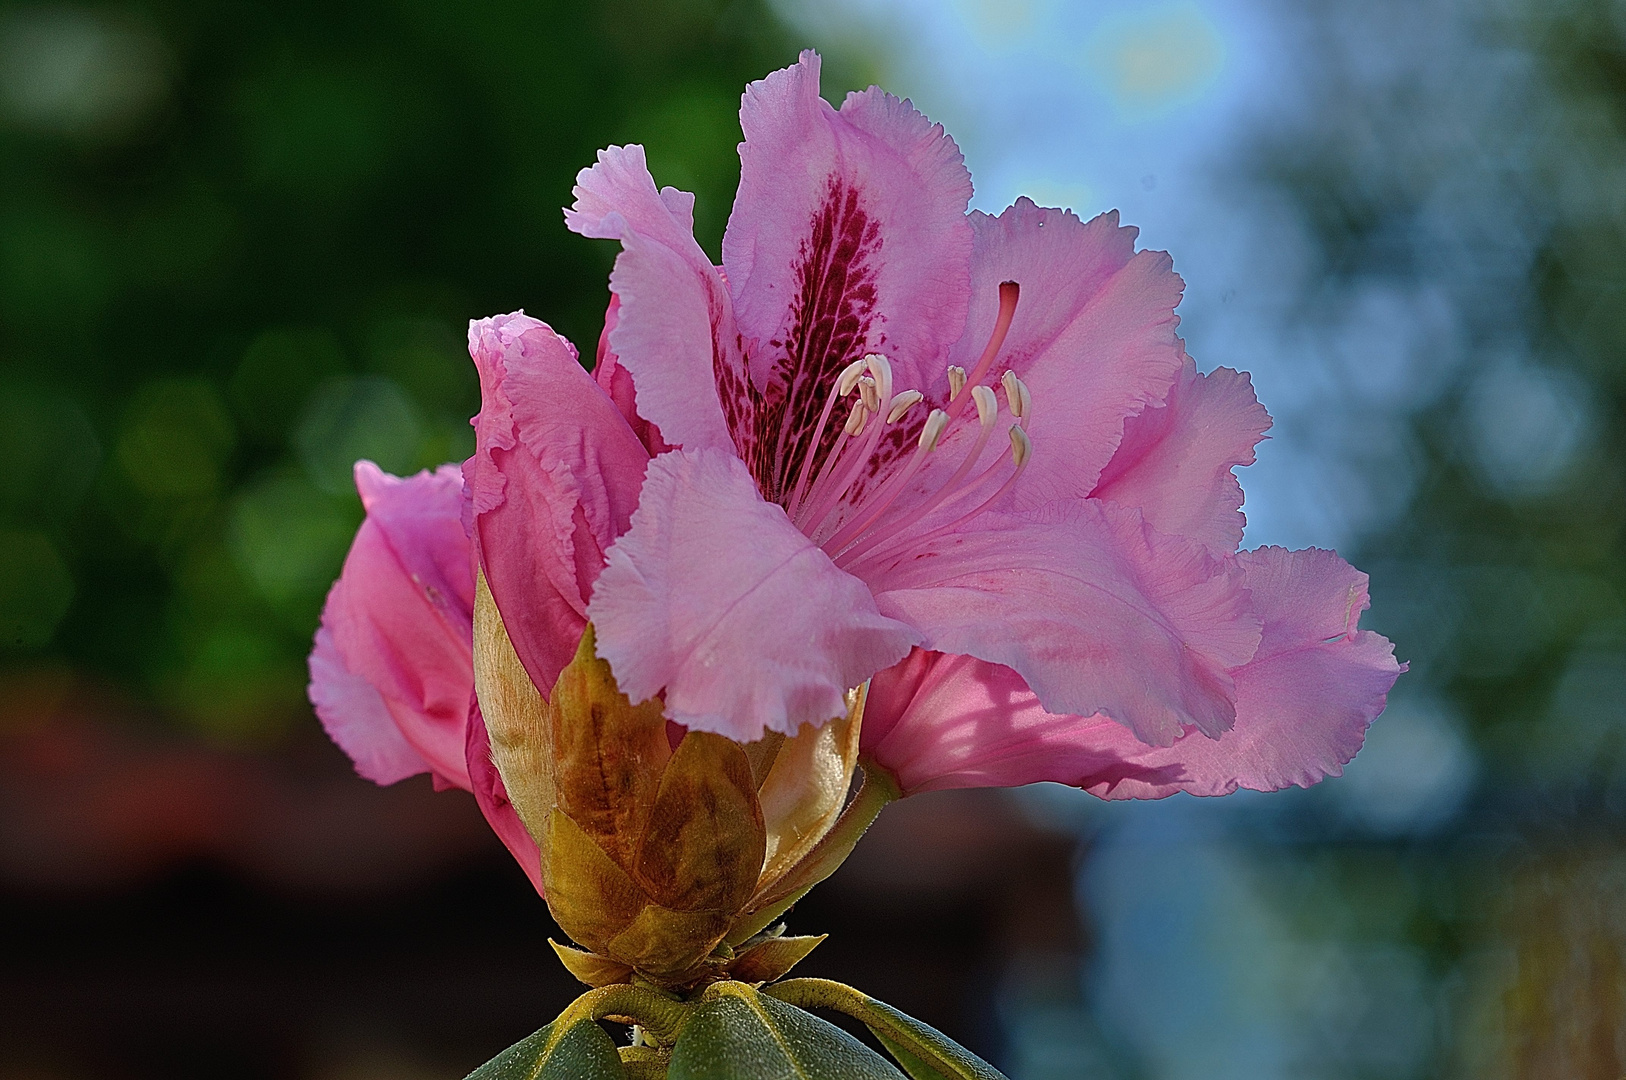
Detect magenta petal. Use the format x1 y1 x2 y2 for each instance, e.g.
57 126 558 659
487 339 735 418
864 500 1261 747
722 50 973 409
309 625 432 784
566 145 747 455
465 698 544 895
466 312 650 697
948 199 1187 503
312 462 475 789
587 447 919 742
1082 546 1406 797
1092 356 1271 554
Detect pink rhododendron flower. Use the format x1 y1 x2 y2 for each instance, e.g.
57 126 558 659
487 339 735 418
309 51 1402 882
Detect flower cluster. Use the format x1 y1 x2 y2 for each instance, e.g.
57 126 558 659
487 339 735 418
309 52 1402 986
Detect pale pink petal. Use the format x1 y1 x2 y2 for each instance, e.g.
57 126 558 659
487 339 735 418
309 626 432 785
587 447 919 742
940 199 1187 506
466 312 650 696
863 649 1162 796
465 698 544 895
863 500 1261 747
594 294 670 457
864 548 1403 799
720 50 973 500
566 145 749 456
315 462 474 789
1091 357 1271 554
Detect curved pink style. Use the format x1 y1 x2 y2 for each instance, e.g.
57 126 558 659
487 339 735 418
310 48 1403 854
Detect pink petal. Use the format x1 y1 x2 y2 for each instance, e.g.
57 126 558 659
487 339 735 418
466 312 650 697
309 625 432 785
566 145 749 456
313 462 475 789
587 447 919 742
465 698 544 895
863 500 1261 747
594 294 670 457
1091 356 1271 554
720 50 973 499
863 649 1154 796
1083 546 1405 797
864 548 1403 799
945 199 1187 505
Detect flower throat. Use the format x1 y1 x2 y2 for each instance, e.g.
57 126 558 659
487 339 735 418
778 281 1032 572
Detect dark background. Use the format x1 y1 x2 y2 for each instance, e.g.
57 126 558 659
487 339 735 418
1 0 1624 1076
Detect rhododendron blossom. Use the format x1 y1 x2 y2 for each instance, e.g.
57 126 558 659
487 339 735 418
309 51 1402 893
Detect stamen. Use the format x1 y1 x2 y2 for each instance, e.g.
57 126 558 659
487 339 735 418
799 356 898 534
1001 370 1031 422
837 358 868 396
971 384 997 428
786 360 872 518
949 281 1020 417
865 352 893 385
887 390 923 424
1008 424 1032 467
947 365 967 399
918 408 949 451
828 384 1001 561
843 400 870 436
858 376 879 413
845 426 1036 573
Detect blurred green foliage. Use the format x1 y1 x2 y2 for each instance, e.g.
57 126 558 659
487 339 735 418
1224 1 1626 1073
0 0 822 739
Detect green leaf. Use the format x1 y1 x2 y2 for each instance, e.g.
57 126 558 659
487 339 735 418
872 1032 953 1080
465 1017 626 1080
668 981 904 1080
763 979 1006 1080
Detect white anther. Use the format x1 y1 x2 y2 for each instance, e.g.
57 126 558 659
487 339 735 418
972 384 998 428
1001 370 1029 420
947 365 967 398
844 400 871 436
1008 425 1032 468
1017 380 1032 423
837 358 868 396
886 390 923 424
858 376 880 412
865 353 892 385
918 409 950 451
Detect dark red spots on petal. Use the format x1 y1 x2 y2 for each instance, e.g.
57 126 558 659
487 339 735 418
749 175 882 502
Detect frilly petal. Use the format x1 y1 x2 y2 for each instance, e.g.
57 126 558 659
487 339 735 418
864 500 1261 747
566 145 748 456
863 548 1403 799
1091 356 1271 554
945 199 1187 506
587 447 918 742
309 625 432 785
311 462 474 788
720 51 973 498
465 312 650 697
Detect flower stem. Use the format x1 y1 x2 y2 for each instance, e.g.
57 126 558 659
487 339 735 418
554 982 689 1045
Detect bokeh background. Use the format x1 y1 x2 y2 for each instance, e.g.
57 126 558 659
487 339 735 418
1 0 1623 1076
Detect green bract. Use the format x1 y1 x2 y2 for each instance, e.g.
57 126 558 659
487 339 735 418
464 979 1008 1080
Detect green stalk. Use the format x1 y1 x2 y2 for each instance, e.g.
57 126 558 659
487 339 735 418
556 982 690 1045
